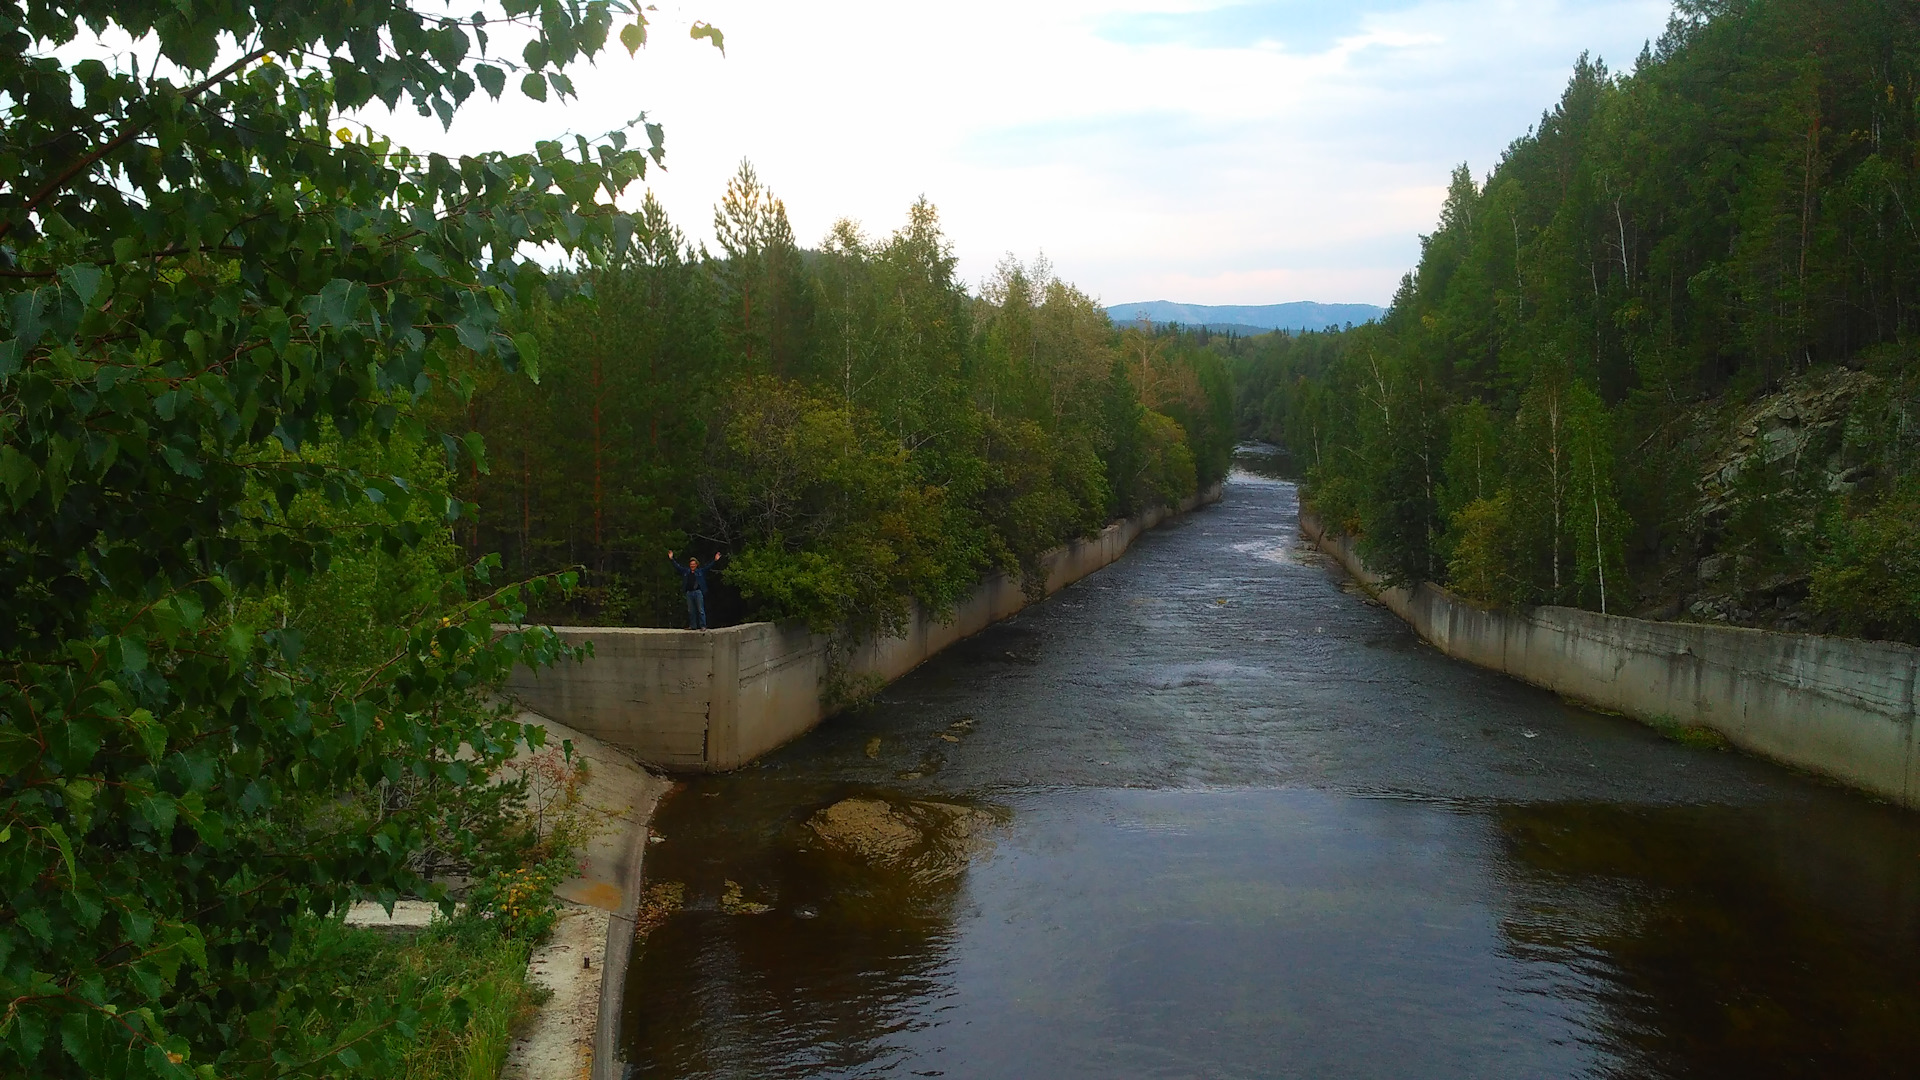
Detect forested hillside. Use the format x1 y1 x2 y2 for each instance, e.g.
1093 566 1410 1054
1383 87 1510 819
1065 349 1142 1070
1233 0 1920 644
448 163 1234 632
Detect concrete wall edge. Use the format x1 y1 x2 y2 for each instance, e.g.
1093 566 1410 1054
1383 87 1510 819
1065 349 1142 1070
1297 503 1920 808
505 482 1223 772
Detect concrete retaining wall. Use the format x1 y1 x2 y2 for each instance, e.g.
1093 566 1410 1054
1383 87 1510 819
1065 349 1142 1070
1299 508 1920 806
508 485 1222 772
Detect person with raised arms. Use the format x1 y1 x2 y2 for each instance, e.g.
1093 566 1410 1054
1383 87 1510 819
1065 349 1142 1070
668 550 729 630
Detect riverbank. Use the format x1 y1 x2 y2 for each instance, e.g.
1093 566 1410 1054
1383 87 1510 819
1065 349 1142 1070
508 484 1224 773
1300 505 1920 808
332 711 669 1080
502 714 670 1080
493 490 1223 1074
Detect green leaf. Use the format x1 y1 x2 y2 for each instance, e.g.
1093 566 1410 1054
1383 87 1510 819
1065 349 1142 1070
511 332 541 384
129 709 167 762
115 635 148 673
463 430 490 475
177 925 208 973
0 446 39 506
45 823 77 884
690 21 725 54
172 591 205 628
135 791 179 835
475 63 505 98
313 278 363 330
0 727 36 773
8 1005 47 1058
520 72 548 102
58 263 105 306
619 21 646 55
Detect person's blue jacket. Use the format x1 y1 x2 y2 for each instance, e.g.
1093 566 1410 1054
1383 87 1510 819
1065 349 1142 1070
670 553 726 594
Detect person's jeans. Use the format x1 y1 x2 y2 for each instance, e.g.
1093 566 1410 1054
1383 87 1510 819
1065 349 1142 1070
685 590 708 630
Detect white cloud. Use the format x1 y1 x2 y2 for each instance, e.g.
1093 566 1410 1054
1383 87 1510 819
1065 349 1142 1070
372 1 1678 304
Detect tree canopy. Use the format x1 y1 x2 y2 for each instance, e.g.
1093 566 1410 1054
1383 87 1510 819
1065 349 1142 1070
460 166 1235 634
1233 0 1920 638
0 1 705 1074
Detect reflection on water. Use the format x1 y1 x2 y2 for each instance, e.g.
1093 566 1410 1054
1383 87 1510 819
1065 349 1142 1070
1234 440 1299 479
622 779 984 1079
628 788 1920 1079
1495 802 1920 1078
621 476 1920 1079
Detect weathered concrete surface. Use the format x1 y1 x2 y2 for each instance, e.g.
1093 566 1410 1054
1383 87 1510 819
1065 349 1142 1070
505 713 671 1080
519 712 672 915
341 899 440 934
503 902 607 1080
507 485 1222 772
1300 507 1920 807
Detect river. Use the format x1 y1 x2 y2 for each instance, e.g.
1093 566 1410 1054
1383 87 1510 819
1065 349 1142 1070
619 464 1920 1079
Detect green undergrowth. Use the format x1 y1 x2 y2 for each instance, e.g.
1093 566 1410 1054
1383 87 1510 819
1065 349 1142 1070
263 854 580 1079
256 750 592 1079
283 915 540 1080
1647 714 1732 751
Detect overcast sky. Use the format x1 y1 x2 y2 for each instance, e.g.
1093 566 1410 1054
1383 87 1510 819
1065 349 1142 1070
377 0 1678 307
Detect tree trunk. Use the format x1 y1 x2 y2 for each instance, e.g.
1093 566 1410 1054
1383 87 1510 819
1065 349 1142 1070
1548 392 1563 599
1510 211 1524 320
592 344 604 561
1588 447 1607 614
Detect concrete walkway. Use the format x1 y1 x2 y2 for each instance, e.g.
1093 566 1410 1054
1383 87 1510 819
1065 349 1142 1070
502 712 671 1080
335 711 670 1079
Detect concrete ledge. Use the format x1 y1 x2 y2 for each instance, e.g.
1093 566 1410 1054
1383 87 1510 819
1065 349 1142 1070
342 899 442 935
507 485 1222 772
1300 507 1920 807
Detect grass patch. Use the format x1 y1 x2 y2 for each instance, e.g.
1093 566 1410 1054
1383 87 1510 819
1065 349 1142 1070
248 745 597 1078
280 916 542 1080
1647 713 1732 750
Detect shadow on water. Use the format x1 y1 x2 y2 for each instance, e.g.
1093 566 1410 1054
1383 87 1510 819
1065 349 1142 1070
1234 440 1300 480
626 785 1920 1079
1495 800 1920 1079
620 474 1920 1079
621 774 1009 1080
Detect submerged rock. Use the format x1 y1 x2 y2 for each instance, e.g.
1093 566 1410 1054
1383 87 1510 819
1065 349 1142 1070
718 879 773 915
633 881 685 939
806 796 1001 883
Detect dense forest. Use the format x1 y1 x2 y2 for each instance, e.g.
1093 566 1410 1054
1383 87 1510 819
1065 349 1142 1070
448 163 1235 632
1233 0 1920 644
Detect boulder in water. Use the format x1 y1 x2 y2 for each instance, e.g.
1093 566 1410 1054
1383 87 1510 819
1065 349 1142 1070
806 796 1000 882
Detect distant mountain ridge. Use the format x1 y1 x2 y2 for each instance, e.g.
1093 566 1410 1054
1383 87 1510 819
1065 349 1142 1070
1106 300 1384 333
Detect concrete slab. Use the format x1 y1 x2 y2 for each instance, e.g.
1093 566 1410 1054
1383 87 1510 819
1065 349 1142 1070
502 902 609 1080
510 712 672 914
505 712 671 1080
341 899 442 934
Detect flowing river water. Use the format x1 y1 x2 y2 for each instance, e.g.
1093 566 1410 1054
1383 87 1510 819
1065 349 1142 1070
619 461 1920 1079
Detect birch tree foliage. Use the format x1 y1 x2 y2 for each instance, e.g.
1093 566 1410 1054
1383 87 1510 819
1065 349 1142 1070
1351 341 1447 589
0 1 715 1075
1508 364 1626 609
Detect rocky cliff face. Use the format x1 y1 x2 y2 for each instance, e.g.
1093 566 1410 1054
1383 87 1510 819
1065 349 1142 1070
1639 366 1898 632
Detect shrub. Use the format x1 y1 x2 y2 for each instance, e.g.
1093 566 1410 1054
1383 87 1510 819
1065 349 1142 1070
1809 480 1920 643
1447 493 1523 607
